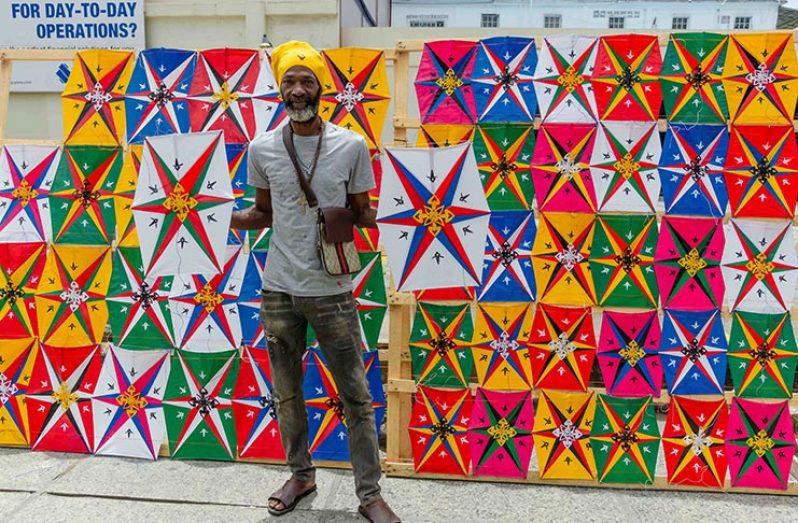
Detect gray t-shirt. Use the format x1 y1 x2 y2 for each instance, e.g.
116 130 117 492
247 121 375 296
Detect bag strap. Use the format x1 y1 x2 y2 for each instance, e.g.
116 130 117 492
282 119 324 209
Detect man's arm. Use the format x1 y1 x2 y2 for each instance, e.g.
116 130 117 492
348 191 377 229
230 188 273 230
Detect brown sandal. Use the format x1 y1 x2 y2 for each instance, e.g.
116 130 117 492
358 499 401 523
267 477 317 516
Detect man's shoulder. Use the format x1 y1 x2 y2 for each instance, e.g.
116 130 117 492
249 122 287 153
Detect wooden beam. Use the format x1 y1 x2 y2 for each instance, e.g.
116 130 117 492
0 58 11 142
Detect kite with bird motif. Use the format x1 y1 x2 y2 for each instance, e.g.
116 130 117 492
0 337 37 446
532 390 597 480
320 48 391 151
0 242 46 340
659 308 727 396
472 124 535 210
589 394 660 485
589 121 661 213
251 52 287 134
471 302 533 391
232 345 284 460
654 216 725 310
531 212 596 306
61 49 134 145
590 35 662 121
124 48 197 144
531 124 597 213
468 388 534 478
92 346 170 459
415 124 475 148
0 144 59 243
528 304 596 391
351 251 387 350
723 124 798 219
726 398 797 490
415 41 477 124
662 396 729 488
721 219 797 313
227 143 250 213
409 385 473 475
728 311 797 399
597 310 663 398
477 210 536 302
26 344 102 453
471 36 537 122
133 131 234 277
33 244 112 347
113 146 142 247
659 32 728 124
658 124 729 217
377 143 490 292
238 250 268 350
163 349 238 461
409 302 473 388
722 32 798 124
533 34 598 123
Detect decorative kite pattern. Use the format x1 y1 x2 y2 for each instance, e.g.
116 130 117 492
472 124 535 210
416 124 475 148
597 310 663 398
477 211 536 302
415 41 477 124
0 337 37 446
472 36 537 122
533 35 598 123
533 390 597 480
409 385 472 475
409 302 473 388
471 303 533 391
0 144 59 243
0 242 46 339
468 388 533 478
238 250 268 350
352 251 388 350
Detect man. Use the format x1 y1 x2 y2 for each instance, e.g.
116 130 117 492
230 41 400 523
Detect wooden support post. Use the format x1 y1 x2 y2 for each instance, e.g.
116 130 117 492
392 41 410 147
386 292 414 464
0 56 13 142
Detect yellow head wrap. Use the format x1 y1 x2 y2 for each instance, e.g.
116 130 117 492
270 40 328 88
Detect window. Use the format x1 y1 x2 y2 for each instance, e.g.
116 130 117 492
481 13 499 28
672 17 688 30
734 16 751 29
409 19 445 27
544 15 562 29
608 16 624 29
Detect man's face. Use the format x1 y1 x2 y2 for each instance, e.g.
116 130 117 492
281 66 321 123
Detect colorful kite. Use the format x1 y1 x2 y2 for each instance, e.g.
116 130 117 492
415 40 477 124
590 35 662 121
597 310 663 398
531 212 596 306
0 337 37 446
477 211 536 302
107 247 176 351
589 121 660 212
722 219 797 313
114 146 141 247
187 48 262 144
92 346 171 459
528 304 596 391
252 52 287 134
590 214 658 308
408 385 473 475
304 348 385 461
659 124 729 217
226 142 250 213
728 311 798 399
50 145 122 245
163 349 238 461
468 388 533 478
726 398 797 490
133 131 234 277
654 216 725 310
352 251 387 350
413 286 475 303
533 35 598 123
248 226 272 253
232 345 284 460
0 144 59 243
33 244 112 347
472 124 535 210
409 302 473 388
471 303 533 391
62 49 134 145
238 250 267 350
169 246 246 352
0 242 45 339
471 36 537 122
354 224 380 252
723 124 798 219
662 396 729 488
377 143 490 291
659 32 729 124
531 124 597 213
415 124 475 148
723 32 798 124
320 48 390 151
125 48 197 144
27 344 102 453
589 394 660 485
533 390 597 480
659 308 728 396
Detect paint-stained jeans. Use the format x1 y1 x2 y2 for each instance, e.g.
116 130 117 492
260 289 382 506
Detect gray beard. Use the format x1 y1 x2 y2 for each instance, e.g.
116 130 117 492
286 104 318 123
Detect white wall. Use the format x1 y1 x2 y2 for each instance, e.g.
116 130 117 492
341 0 392 27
